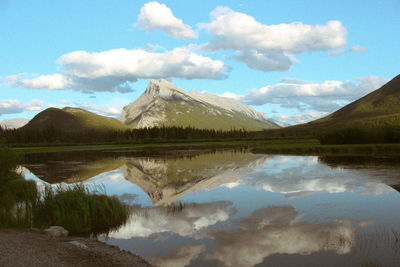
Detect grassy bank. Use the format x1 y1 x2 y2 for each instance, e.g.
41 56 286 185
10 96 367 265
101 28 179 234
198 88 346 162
251 143 400 155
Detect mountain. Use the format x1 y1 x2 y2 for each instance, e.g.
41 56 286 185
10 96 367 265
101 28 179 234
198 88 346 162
120 79 280 130
21 107 130 132
286 74 400 135
0 118 29 129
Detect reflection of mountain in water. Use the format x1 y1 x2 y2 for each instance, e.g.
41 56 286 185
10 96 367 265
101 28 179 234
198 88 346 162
19 148 269 205
120 149 269 205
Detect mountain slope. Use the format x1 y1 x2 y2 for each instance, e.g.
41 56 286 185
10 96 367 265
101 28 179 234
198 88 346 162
21 107 130 132
120 79 280 131
286 74 400 134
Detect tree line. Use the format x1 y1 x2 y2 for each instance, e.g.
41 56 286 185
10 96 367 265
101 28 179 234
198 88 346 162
0 125 266 145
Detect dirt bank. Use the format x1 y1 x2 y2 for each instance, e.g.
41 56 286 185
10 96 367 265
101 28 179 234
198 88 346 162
0 229 153 267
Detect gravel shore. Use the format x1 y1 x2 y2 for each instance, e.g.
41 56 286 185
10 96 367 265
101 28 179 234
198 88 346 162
0 229 153 267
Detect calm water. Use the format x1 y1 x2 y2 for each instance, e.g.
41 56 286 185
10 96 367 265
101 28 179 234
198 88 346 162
19 147 400 266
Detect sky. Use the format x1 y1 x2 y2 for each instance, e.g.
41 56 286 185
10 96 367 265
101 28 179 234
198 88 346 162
1 0 399 126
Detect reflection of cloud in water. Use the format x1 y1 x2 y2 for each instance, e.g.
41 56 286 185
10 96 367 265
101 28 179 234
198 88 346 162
242 156 396 197
109 201 236 239
150 244 205 267
206 205 355 267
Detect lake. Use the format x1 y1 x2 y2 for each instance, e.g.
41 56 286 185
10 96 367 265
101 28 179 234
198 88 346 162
19 147 400 266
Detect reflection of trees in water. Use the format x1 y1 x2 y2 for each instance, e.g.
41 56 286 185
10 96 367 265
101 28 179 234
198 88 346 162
318 155 400 169
19 146 250 183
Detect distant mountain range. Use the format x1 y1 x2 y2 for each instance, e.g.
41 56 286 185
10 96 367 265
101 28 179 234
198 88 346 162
119 79 279 130
18 79 280 132
9 74 400 134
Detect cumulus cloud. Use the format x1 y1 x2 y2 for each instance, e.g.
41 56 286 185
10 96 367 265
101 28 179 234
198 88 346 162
205 205 354 267
0 118 30 129
232 50 292 71
199 6 347 71
138 1 196 39
0 99 47 115
272 112 328 126
75 102 124 117
328 44 367 56
7 47 227 93
109 201 236 239
222 75 388 124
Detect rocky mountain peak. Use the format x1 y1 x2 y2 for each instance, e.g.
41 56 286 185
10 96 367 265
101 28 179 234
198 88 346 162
144 79 188 98
120 79 280 130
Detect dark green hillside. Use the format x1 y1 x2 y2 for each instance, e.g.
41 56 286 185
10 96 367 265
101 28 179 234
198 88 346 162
318 74 400 123
284 74 400 136
21 107 130 133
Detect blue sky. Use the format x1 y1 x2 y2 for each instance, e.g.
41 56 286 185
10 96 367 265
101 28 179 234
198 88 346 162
1 0 399 126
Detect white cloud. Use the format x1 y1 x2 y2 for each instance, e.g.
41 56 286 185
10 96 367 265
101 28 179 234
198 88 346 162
232 50 292 71
7 47 227 93
272 112 327 126
60 99 70 105
199 7 347 71
75 102 123 117
223 75 388 120
205 205 354 267
350 45 367 52
328 44 367 56
0 99 47 115
0 118 29 129
138 1 196 39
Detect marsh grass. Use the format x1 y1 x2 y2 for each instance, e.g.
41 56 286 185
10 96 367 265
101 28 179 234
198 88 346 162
1 142 129 236
34 184 129 236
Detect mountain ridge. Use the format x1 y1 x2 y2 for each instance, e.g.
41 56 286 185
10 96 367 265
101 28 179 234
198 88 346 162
120 79 280 130
21 107 130 132
284 74 400 135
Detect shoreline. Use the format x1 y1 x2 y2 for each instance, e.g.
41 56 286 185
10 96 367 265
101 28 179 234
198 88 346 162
0 229 153 267
10 139 400 156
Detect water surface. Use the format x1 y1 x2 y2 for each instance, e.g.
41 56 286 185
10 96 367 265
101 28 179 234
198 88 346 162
20 148 400 266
